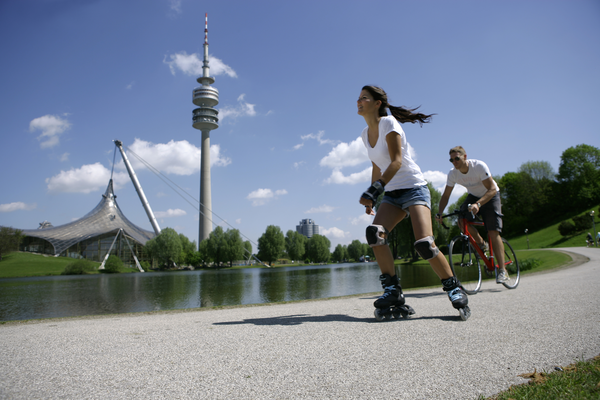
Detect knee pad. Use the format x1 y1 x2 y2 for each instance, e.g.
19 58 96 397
366 224 388 247
414 236 439 260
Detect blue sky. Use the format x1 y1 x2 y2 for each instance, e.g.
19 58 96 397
1 0 598 253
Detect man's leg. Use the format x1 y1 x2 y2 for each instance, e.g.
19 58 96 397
488 230 507 282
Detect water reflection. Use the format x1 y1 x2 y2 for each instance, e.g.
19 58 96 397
0 262 445 321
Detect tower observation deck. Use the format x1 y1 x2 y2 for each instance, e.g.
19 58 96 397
192 13 219 243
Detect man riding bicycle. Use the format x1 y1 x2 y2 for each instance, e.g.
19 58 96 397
436 146 509 283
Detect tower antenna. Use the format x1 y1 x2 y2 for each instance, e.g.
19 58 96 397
204 13 208 45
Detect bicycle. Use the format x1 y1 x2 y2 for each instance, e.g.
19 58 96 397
440 206 520 294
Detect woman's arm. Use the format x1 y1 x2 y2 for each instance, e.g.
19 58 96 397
380 131 402 185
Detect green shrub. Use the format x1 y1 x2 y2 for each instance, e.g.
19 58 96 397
61 259 97 275
558 220 576 236
518 257 540 272
572 214 592 231
103 255 122 273
140 260 151 271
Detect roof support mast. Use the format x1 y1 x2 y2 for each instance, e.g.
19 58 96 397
114 140 161 236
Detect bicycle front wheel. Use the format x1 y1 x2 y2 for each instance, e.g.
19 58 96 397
499 238 520 289
448 236 482 294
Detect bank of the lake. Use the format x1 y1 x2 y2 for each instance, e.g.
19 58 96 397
0 248 574 279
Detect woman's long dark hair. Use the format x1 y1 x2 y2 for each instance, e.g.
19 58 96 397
362 85 435 126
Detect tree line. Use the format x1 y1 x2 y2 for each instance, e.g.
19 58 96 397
2 143 597 268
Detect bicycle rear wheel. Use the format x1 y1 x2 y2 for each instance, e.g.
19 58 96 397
499 238 520 289
448 236 482 294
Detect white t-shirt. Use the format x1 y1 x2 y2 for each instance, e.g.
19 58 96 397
446 159 499 197
361 116 426 191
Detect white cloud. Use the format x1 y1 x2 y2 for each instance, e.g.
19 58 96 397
422 170 448 194
126 81 135 90
154 208 186 218
320 137 369 169
305 205 336 214
293 161 305 169
324 167 371 185
299 130 337 147
219 94 256 121
246 188 287 206
351 213 373 225
169 0 181 13
235 218 241 224
293 143 304 150
164 51 237 78
46 163 129 194
29 114 71 148
121 138 231 175
0 202 36 213
60 153 69 162
320 227 348 239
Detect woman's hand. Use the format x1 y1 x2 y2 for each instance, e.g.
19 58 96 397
359 197 376 215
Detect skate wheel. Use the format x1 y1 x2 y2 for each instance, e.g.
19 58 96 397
392 310 401 319
374 309 385 321
402 305 415 318
459 306 471 321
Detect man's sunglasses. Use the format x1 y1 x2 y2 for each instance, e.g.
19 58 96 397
449 156 462 162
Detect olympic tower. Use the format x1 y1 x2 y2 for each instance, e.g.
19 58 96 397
192 13 219 243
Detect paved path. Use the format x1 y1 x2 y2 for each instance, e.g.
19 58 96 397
1 247 599 399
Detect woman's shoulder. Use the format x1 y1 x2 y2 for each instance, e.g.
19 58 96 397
380 116 403 135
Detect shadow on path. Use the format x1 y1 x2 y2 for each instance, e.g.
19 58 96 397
212 312 463 326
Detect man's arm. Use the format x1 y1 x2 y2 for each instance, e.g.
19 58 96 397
436 185 454 222
470 177 497 215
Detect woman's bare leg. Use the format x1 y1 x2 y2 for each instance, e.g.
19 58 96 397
408 204 453 280
371 202 406 276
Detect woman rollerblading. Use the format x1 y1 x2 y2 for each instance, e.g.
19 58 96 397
356 85 470 321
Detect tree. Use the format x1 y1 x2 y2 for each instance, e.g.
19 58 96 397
498 171 537 237
224 229 245 267
347 240 365 262
285 230 306 262
0 227 23 261
305 234 331 263
332 244 348 263
427 182 449 248
205 226 227 266
556 144 600 209
243 241 252 262
178 233 197 266
257 225 285 266
144 227 182 268
518 160 556 182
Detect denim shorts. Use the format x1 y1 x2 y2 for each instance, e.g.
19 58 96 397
380 185 431 212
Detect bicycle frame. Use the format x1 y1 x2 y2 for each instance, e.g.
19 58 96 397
441 209 520 292
457 216 497 272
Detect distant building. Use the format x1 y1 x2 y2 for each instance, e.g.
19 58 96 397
19 180 154 265
296 219 319 238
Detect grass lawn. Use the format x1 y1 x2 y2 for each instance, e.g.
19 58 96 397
507 207 599 250
0 252 138 278
482 355 600 400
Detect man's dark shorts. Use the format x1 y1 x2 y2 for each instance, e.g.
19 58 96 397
460 192 503 232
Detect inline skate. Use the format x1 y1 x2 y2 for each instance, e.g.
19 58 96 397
373 274 415 321
442 276 470 321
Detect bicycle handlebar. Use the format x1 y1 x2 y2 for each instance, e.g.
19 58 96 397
437 205 480 230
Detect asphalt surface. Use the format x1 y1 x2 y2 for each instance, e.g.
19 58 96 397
1 247 599 400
